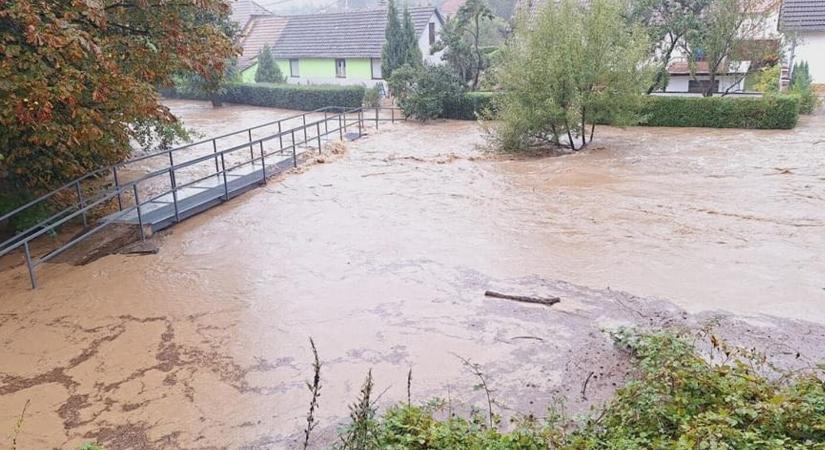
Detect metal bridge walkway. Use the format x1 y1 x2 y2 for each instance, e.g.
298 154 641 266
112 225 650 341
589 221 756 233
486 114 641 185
0 106 404 289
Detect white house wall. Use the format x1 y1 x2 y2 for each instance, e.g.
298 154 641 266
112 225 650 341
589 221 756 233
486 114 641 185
792 31 825 84
419 13 445 65
665 75 746 93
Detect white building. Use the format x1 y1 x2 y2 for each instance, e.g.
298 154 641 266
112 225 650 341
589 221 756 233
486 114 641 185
779 0 825 85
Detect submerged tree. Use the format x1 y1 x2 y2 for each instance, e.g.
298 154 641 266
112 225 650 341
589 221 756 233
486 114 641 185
0 0 238 192
493 0 650 152
255 45 284 83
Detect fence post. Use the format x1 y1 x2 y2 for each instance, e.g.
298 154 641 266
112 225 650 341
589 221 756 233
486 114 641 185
302 114 308 145
248 129 254 166
338 114 344 140
113 166 123 211
278 121 284 153
324 111 329 134
168 153 180 223
213 139 220 181
375 108 379 129
24 241 36 289
220 153 230 200
316 123 322 154
391 108 395 124
75 181 87 227
291 130 298 168
260 141 267 184
343 111 348 135
133 184 146 242
357 110 363 137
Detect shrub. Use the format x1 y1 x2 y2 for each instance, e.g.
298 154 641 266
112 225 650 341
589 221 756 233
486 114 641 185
789 61 820 115
390 65 466 121
443 92 498 120
255 46 284 84
163 83 366 111
363 85 382 108
641 95 799 129
752 64 781 94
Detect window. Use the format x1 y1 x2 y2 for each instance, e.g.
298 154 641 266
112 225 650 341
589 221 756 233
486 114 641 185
371 58 382 80
289 59 300 78
335 59 347 78
429 22 436 47
688 80 719 94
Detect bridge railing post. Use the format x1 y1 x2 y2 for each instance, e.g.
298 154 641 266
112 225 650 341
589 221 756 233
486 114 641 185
113 166 123 211
168 153 180 223
75 181 87 227
24 241 36 289
220 153 229 200
213 139 220 182
291 130 297 168
260 141 267 184
316 123 322 154
133 184 146 242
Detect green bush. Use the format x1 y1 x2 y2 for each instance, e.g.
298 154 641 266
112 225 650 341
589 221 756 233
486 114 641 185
443 92 498 120
390 65 466 121
789 61 820 115
363 85 382 108
254 45 284 84
641 95 799 129
161 83 366 111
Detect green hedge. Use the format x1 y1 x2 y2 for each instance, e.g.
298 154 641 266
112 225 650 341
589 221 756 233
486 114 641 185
443 92 498 120
640 95 799 129
161 82 365 111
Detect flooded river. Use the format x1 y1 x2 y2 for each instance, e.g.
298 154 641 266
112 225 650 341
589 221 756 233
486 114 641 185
1 100 824 448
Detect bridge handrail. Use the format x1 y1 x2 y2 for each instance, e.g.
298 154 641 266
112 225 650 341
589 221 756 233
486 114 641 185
0 106 368 229
0 106 402 274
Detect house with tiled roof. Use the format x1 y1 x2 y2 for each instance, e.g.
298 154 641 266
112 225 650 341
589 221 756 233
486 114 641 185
229 0 274 31
440 0 466 17
238 7 445 87
779 0 825 85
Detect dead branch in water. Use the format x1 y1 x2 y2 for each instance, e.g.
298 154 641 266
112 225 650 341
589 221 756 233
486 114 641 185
581 371 595 400
485 291 561 307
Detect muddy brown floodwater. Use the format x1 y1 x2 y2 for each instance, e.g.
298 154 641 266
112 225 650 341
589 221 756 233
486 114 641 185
2 100 825 449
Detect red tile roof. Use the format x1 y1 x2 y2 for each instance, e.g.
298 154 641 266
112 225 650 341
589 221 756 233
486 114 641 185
440 0 466 16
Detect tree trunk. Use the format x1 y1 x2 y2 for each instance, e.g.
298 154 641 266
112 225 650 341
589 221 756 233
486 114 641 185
580 108 586 149
647 33 681 94
472 14 482 91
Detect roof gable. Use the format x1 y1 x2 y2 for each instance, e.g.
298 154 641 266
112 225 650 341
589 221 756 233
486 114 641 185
230 0 273 30
780 0 825 31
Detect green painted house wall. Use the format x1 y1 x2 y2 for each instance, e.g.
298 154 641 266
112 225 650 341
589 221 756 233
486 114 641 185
241 63 257 83
241 60 290 83
243 58 376 83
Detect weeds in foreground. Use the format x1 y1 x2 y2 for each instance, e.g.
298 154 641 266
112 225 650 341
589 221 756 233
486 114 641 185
70 329 825 450
303 337 322 450
9 399 30 450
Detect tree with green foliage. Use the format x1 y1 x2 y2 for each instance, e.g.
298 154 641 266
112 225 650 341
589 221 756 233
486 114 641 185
494 0 650 152
255 45 285 83
630 0 712 93
435 0 495 90
383 0 424 83
790 61 820 114
389 65 465 121
684 0 767 97
0 0 238 193
382 0 405 80
401 5 424 67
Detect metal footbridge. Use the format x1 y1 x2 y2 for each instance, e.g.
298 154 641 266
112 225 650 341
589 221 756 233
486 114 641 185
0 106 405 289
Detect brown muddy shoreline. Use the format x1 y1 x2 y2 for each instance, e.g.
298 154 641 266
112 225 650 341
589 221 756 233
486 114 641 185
1 101 824 449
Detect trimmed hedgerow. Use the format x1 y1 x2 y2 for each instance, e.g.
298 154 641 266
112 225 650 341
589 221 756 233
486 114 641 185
161 83 365 111
443 92 499 120
640 95 799 130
